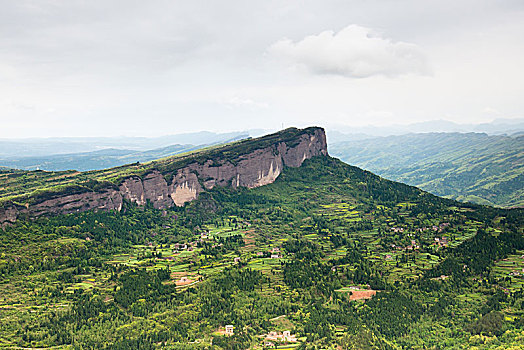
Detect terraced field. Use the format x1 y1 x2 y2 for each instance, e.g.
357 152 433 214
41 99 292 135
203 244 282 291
492 250 524 291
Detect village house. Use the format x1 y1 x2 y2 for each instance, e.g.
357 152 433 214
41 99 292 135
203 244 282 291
264 330 296 342
434 237 448 247
173 243 187 250
234 257 241 263
225 325 234 335
270 254 280 259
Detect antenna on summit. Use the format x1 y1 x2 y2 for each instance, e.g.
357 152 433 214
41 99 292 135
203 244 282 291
281 122 284 130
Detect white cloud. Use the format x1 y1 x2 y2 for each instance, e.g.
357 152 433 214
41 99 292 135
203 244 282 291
268 24 429 78
482 107 502 116
220 96 269 110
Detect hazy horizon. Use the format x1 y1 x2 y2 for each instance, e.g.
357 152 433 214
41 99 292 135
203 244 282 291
0 117 523 140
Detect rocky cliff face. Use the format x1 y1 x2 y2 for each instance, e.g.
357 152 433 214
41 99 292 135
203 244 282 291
0 127 327 225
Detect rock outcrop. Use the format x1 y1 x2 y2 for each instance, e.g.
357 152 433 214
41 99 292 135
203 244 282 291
0 127 327 225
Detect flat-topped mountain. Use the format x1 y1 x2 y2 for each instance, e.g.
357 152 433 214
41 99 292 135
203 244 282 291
0 127 327 225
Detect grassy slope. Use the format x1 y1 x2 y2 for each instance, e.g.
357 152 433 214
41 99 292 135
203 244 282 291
329 132 524 208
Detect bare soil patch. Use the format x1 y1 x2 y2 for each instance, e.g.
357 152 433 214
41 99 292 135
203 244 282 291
349 290 376 300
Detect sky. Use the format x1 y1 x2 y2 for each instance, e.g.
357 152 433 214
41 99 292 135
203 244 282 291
1 0 524 138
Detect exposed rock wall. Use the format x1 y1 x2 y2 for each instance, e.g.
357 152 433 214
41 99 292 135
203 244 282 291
0 128 327 225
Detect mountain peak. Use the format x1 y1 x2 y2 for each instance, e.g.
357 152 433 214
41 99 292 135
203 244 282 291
0 127 327 225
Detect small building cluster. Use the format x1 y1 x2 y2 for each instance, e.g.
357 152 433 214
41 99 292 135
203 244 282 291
434 236 448 247
406 239 420 250
255 247 282 259
264 330 296 343
173 243 188 250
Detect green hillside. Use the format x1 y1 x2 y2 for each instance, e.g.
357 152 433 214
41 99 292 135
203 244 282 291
1 154 523 349
329 132 524 208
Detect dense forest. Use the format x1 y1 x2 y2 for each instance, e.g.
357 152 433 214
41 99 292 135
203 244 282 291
0 156 523 349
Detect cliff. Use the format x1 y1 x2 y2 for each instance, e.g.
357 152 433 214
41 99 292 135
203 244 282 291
0 127 327 225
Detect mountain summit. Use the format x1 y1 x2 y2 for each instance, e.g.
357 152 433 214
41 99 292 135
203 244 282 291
0 127 327 225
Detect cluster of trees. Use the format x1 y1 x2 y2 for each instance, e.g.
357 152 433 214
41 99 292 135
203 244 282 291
427 228 524 279
200 234 244 257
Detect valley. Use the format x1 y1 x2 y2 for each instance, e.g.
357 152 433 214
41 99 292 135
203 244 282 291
329 132 524 208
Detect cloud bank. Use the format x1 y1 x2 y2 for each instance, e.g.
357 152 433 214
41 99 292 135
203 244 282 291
269 25 429 78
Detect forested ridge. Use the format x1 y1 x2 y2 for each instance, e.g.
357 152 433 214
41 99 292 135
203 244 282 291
0 156 523 349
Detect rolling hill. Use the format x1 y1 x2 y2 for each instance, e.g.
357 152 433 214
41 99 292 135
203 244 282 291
329 132 524 208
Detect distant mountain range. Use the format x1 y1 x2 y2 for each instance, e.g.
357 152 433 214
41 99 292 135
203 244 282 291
327 118 524 138
329 132 524 208
0 131 251 158
0 144 206 171
0 132 251 171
